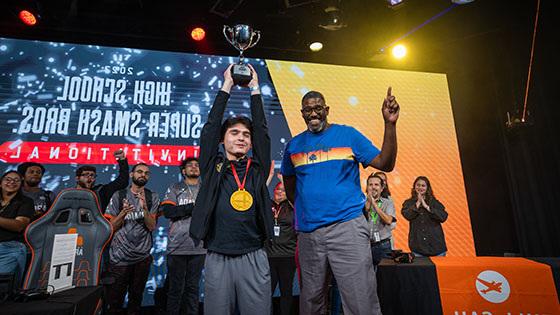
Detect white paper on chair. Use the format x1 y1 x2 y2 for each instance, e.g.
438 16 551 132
47 233 78 291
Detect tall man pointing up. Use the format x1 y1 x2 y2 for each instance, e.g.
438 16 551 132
282 87 400 314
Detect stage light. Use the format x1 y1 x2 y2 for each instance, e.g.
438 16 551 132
392 44 406 59
451 0 475 4
191 27 206 41
387 0 404 7
309 42 323 52
18 10 38 26
318 6 347 31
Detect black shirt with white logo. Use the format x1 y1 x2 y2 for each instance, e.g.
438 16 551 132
206 158 264 255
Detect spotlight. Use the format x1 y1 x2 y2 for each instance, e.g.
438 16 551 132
387 0 404 7
387 0 405 8
18 10 38 26
190 27 206 41
309 42 323 52
392 44 406 59
318 6 347 31
451 0 475 4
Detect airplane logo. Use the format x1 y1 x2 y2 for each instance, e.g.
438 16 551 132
476 277 502 294
475 270 510 304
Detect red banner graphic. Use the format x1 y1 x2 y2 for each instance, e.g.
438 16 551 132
0 141 199 166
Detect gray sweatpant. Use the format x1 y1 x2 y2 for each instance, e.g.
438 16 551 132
203 248 271 315
298 215 382 315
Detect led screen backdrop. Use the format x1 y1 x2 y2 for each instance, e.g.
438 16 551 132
0 37 474 304
266 60 475 257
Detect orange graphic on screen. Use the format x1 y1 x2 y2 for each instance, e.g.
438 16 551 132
267 60 475 257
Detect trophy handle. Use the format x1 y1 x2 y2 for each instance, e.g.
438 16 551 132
223 25 236 47
248 30 261 49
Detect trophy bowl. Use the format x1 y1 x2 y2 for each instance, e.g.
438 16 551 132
223 24 261 86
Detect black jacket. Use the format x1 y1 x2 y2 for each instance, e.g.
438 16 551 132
401 197 448 256
190 90 274 244
93 158 129 212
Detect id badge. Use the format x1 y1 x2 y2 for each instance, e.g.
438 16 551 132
373 231 381 242
274 225 280 237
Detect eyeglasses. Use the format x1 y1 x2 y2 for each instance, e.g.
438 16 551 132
301 105 326 115
2 177 21 184
80 173 97 179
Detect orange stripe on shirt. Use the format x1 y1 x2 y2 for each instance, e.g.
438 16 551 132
291 147 354 168
160 200 177 206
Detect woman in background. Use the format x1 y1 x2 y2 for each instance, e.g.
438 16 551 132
0 170 34 284
266 181 297 315
401 176 448 257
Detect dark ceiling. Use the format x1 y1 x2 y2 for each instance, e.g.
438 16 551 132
0 0 538 71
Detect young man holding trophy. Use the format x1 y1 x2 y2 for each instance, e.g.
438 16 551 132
189 60 274 314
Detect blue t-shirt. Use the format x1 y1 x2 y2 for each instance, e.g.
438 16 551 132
281 124 380 232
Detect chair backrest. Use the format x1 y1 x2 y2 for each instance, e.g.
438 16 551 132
23 188 113 290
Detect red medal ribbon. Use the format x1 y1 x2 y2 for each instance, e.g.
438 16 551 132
230 158 252 190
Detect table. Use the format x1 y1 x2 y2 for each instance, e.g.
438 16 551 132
377 257 443 314
376 257 560 315
2 286 103 315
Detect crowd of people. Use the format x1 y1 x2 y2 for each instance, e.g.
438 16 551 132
0 64 449 314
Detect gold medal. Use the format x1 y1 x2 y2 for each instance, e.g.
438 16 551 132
230 158 254 212
230 189 253 211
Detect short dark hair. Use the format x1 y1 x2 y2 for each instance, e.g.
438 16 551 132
367 174 385 187
220 116 253 141
373 171 391 197
131 163 149 173
301 91 326 105
180 157 199 170
17 162 45 176
76 165 96 177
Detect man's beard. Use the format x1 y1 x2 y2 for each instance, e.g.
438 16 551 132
77 181 93 189
25 179 41 187
307 119 327 133
132 177 147 187
185 173 199 179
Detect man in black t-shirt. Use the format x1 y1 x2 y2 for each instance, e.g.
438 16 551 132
190 65 274 314
75 149 129 213
17 162 56 220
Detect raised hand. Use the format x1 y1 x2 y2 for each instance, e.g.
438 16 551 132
421 196 430 210
416 193 423 209
382 87 400 124
246 64 259 91
114 149 126 160
221 64 235 93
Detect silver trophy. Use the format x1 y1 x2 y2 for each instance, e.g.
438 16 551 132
223 24 261 86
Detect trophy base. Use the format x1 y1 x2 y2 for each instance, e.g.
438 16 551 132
231 64 252 86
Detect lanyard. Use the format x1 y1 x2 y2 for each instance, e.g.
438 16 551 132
370 199 382 225
272 203 282 224
230 158 252 190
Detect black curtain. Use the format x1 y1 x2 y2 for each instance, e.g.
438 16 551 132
496 1 560 257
